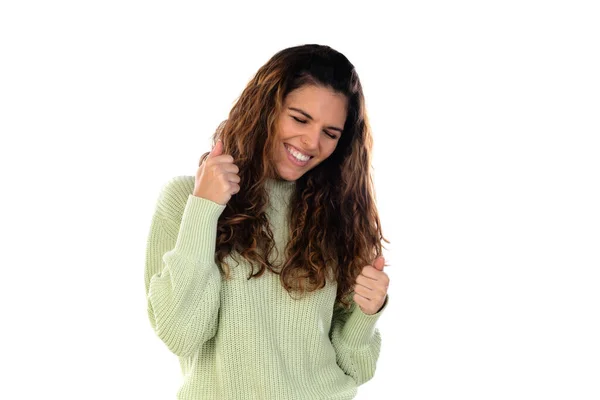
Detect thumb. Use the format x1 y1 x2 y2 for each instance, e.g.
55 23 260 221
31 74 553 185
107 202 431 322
372 256 385 271
208 139 224 158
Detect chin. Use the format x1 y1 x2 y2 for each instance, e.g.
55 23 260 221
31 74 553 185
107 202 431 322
275 168 301 182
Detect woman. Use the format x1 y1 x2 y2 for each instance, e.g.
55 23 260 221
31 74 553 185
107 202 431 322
144 44 390 400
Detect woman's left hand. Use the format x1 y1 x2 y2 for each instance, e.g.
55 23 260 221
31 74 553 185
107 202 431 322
353 256 389 315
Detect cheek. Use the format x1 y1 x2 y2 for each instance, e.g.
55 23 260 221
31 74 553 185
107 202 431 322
320 141 338 159
278 120 295 139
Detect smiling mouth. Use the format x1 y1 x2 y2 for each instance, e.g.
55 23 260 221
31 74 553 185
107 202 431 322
285 143 313 159
284 143 313 165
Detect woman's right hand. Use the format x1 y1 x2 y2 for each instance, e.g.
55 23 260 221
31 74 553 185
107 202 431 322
194 139 240 205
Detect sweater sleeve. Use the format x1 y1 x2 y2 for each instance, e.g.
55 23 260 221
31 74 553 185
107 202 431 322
329 293 389 385
144 187 226 358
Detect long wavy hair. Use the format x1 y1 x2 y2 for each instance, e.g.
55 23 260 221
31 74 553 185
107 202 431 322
198 44 389 311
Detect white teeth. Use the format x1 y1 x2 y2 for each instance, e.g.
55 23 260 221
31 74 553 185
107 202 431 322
286 144 311 162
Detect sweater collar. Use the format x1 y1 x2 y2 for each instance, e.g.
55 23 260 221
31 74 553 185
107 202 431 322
264 178 296 205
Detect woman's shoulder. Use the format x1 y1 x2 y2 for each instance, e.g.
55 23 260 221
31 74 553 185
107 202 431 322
153 175 195 223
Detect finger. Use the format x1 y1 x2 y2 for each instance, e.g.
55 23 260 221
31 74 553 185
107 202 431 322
208 154 235 165
229 182 241 195
217 162 239 174
207 139 224 159
354 284 373 300
373 256 385 271
356 274 375 290
358 274 388 298
353 292 369 306
361 265 386 280
225 172 241 184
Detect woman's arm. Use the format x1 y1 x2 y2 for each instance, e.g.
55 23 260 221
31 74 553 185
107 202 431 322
144 177 226 358
329 293 389 385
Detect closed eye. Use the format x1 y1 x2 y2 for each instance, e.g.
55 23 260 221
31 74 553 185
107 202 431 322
292 116 307 124
291 116 338 139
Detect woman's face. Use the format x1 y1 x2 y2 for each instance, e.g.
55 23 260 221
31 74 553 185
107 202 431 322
271 84 348 182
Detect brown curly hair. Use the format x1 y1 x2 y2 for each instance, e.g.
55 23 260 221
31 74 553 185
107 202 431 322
198 44 389 311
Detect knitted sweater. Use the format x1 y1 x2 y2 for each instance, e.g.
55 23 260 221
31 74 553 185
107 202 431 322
144 175 389 400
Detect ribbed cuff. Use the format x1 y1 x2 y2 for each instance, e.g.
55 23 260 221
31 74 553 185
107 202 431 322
173 194 226 265
339 294 389 349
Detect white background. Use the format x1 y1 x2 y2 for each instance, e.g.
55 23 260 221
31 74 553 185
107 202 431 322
1 1 599 399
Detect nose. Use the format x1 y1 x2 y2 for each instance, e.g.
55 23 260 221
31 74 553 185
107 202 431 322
301 127 320 150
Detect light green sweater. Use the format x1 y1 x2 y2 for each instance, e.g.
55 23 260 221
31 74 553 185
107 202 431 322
144 175 389 400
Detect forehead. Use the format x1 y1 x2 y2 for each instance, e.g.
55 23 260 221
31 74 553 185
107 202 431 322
284 85 348 119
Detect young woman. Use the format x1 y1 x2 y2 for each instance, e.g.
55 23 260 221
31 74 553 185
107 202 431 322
144 44 390 400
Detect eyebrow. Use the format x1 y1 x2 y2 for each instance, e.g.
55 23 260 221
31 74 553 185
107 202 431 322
287 107 344 133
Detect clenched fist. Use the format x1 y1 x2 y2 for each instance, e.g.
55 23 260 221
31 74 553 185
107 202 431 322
353 256 390 315
194 139 241 205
